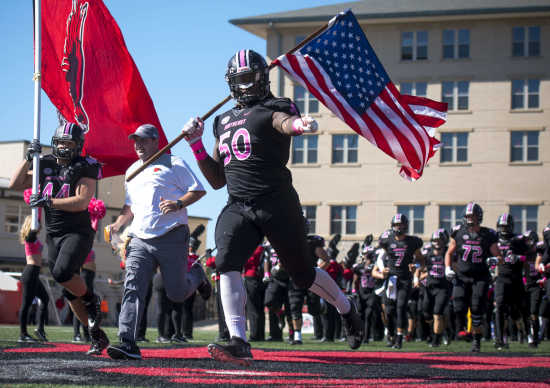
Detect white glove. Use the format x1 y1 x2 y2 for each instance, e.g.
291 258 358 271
182 117 204 144
413 276 419 288
292 116 318 134
445 266 456 280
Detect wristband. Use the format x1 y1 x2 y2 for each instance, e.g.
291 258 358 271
292 118 304 135
190 139 207 161
264 271 271 278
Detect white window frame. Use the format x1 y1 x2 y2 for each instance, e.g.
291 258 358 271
512 26 541 57
510 130 539 162
330 205 357 235
294 84 319 115
400 81 427 97
302 205 317 234
4 204 31 234
332 134 358 164
442 29 470 59
511 79 540 110
439 205 466 232
440 132 468 163
292 135 318 165
509 205 538 234
401 31 428 61
442 81 469 111
396 205 425 235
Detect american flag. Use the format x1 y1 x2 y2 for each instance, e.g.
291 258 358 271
273 10 447 180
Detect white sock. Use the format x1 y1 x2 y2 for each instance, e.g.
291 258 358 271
308 267 350 315
220 271 247 341
294 330 302 341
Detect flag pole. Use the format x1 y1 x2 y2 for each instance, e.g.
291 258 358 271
31 0 42 230
126 18 336 182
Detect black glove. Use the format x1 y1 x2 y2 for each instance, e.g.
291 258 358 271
25 139 41 162
29 193 52 208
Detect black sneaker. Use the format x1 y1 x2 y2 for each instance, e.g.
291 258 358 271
87 328 109 356
107 341 142 360
34 329 48 342
207 336 252 367
341 297 363 350
192 263 212 300
84 294 102 332
18 333 37 343
135 336 149 343
291 339 303 345
430 334 441 348
385 336 395 347
393 334 403 349
73 334 83 343
171 334 188 344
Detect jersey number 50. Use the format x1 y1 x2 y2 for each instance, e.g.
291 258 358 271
219 128 252 166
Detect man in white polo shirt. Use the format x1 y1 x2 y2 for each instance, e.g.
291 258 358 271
106 123 210 360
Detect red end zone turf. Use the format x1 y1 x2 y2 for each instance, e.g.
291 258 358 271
2 344 550 387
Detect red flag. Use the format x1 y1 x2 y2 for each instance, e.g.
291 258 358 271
273 10 447 181
40 0 168 177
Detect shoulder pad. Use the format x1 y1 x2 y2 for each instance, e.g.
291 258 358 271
262 97 301 116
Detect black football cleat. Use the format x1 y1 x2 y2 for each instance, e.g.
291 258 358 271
207 336 252 367
341 297 364 350
87 328 109 356
34 329 48 342
107 341 142 360
84 294 102 332
18 333 37 343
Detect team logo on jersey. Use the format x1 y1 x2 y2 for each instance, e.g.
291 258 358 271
221 116 230 125
463 234 469 240
43 168 53 175
62 0 90 132
390 244 396 249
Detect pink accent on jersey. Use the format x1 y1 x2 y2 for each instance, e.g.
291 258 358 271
56 183 70 198
42 182 54 197
84 250 95 264
25 240 43 256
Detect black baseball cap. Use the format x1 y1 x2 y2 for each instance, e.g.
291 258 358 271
128 124 159 140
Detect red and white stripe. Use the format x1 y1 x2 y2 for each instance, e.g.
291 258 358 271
273 53 447 180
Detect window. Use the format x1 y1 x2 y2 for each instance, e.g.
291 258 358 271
332 134 358 164
397 205 425 235
442 81 469 110
400 81 427 97
512 26 540 57
443 29 470 59
303 205 317 233
439 205 466 232
292 135 318 164
401 31 428 61
440 132 468 163
330 205 357 235
511 79 540 109
4 204 31 234
510 205 538 234
511 131 539 162
294 85 319 114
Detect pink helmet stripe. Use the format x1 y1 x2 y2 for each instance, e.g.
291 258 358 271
466 202 474 214
239 49 246 68
64 122 72 135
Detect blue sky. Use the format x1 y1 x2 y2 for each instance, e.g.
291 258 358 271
0 1 344 249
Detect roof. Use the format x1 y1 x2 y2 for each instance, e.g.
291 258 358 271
230 0 550 37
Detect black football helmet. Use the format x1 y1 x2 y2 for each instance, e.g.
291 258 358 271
391 213 409 235
523 230 539 249
52 122 85 160
464 202 483 227
496 213 514 239
431 228 449 250
225 49 270 106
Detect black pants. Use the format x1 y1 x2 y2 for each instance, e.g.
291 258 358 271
182 292 195 338
244 276 265 340
452 275 489 330
47 233 94 284
264 279 290 340
423 282 450 319
359 289 380 341
495 277 525 342
215 188 315 289
73 268 95 336
19 265 49 334
385 278 411 331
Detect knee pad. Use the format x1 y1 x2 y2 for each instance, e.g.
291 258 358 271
62 289 78 301
51 265 74 284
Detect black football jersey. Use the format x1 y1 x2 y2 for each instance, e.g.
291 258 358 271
354 263 376 290
451 224 497 277
36 154 102 236
379 234 423 279
213 97 300 198
425 247 448 286
497 236 528 280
